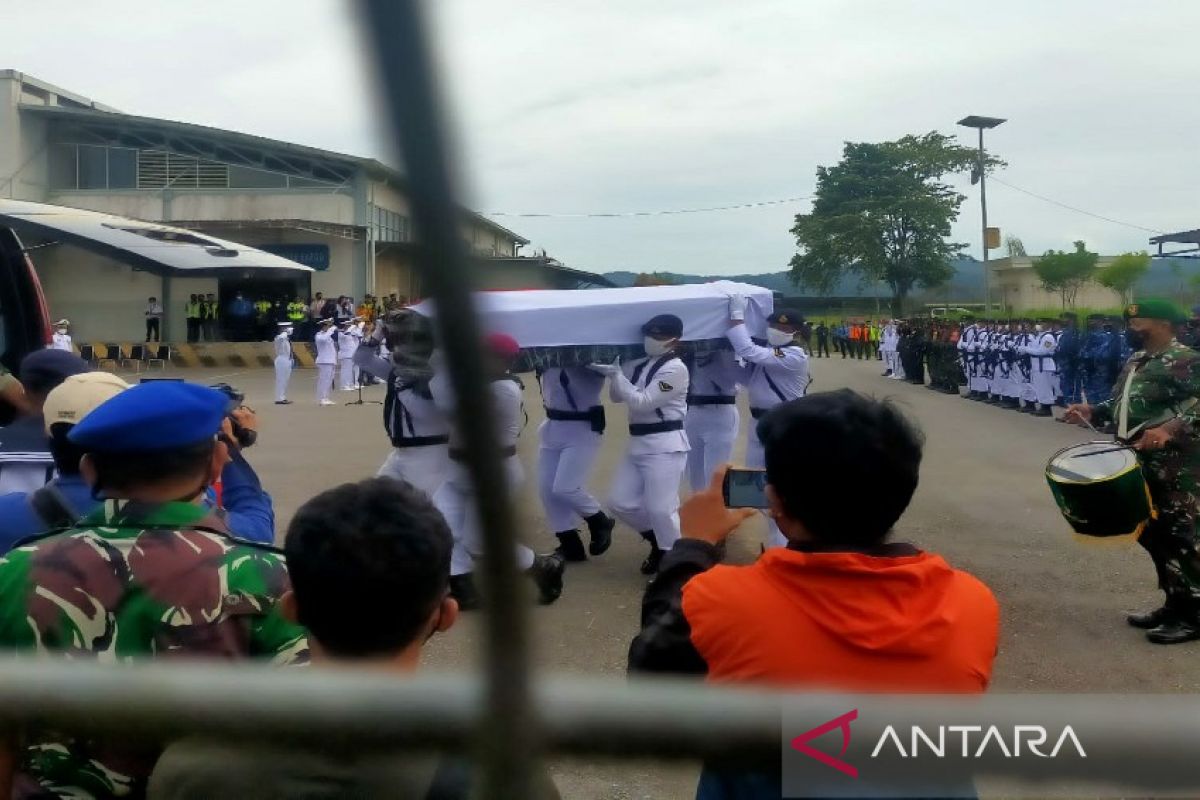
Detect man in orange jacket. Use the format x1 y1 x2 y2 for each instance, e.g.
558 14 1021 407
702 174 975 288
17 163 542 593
628 389 999 798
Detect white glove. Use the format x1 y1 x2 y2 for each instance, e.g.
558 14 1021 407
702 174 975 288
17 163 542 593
587 357 621 377
728 294 747 322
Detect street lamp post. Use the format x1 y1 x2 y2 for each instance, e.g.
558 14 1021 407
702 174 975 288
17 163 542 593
957 115 1005 313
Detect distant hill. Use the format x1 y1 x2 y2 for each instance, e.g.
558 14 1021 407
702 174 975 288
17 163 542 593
603 256 1200 302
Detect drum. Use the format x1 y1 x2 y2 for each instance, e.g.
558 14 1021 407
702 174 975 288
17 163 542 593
1045 441 1155 539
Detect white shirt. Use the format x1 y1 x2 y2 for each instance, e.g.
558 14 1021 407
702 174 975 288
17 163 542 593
273 332 292 359
145 302 163 319
609 354 690 455
51 332 73 352
881 324 900 352
337 327 361 360
726 324 809 411
1021 331 1058 373
430 370 524 450
314 328 337 365
686 349 742 400
539 367 604 413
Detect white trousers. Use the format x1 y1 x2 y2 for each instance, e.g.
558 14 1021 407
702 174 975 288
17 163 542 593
377 444 451 500
434 457 534 577
538 434 603 532
745 429 788 549
273 357 292 402
1032 369 1057 406
608 451 687 550
315 364 335 402
338 357 356 390
1050 373 1062 400
684 405 740 492
1020 375 1038 404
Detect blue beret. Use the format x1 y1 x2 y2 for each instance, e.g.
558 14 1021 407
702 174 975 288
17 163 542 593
68 382 227 452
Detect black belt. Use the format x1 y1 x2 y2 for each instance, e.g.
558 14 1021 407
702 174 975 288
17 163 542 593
391 434 450 449
629 420 684 436
750 407 772 420
450 446 517 461
545 405 606 434
687 395 736 406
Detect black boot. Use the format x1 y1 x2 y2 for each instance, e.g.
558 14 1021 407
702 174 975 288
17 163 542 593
641 544 664 575
1146 618 1200 644
1034 405 1053 417
1128 606 1174 629
528 552 565 605
584 511 615 556
449 573 482 611
554 530 587 562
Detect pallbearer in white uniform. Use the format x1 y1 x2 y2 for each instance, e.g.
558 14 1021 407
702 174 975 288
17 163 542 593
273 321 294 405
50 320 73 353
726 294 810 548
430 332 565 611
683 347 741 492
337 318 362 390
354 311 451 500
590 313 690 575
536 366 616 562
313 318 337 406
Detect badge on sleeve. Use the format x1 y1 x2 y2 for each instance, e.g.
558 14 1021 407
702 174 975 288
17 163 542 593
774 348 784 357
658 381 673 392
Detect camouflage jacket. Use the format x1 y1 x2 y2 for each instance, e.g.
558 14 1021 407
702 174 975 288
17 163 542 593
0 500 308 799
1093 341 1200 435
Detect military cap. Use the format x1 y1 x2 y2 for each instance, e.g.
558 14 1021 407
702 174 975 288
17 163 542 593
69 382 228 452
277 320 293 328
642 314 683 338
485 332 520 359
767 310 803 327
1124 298 1186 324
19 349 91 396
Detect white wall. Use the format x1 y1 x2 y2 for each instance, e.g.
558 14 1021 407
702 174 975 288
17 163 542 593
0 75 51 201
47 190 355 226
36 245 163 343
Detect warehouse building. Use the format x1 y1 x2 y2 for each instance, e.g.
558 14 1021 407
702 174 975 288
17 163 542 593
0 70 606 341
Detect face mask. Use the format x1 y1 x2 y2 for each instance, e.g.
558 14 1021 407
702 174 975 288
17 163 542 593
1125 329 1146 350
767 327 795 347
56 328 67 335
1034 325 1043 333
643 336 674 357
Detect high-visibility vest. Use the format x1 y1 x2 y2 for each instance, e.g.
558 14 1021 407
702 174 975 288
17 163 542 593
201 301 219 319
185 301 201 318
287 302 307 322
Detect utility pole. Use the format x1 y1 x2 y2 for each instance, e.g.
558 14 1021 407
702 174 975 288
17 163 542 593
958 116 1005 313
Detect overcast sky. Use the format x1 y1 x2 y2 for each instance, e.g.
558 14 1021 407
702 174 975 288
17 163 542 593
3 1 1196 275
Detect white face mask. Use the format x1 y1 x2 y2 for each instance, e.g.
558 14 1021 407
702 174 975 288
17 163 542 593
56 328 67 335
643 336 675 357
767 327 795 347
1034 324 1044 332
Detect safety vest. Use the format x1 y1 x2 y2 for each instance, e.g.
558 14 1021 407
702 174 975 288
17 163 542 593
286 302 307 322
185 301 201 318
254 301 271 314
201 301 219 319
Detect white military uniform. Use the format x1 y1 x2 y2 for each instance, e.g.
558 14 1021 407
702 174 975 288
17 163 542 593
606 352 690 551
356 344 451 499
726 323 809 548
314 326 337 404
538 367 605 534
430 370 534 577
337 324 362 390
683 349 741 492
959 324 984 395
880 323 900 376
273 327 293 403
51 330 73 352
1021 328 1059 408
1015 331 1038 407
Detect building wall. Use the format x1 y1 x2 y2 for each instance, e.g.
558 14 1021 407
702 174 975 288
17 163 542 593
374 249 416 300
187 225 357 301
36 245 164 343
0 74 50 201
474 260 553 291
47 189 355 226
990 256 1121 311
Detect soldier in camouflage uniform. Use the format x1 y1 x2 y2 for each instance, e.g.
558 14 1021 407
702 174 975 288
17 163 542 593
0 381 306 797
1065 299 1200 644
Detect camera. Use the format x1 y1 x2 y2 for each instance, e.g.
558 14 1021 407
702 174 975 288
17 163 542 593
209 383 256 448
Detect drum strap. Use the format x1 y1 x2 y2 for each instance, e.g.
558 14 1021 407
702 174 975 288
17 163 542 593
1117 367 1138 441
1117 362 1199 441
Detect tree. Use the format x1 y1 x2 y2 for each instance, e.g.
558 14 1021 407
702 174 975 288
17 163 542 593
633 272 676 287
1095 251 1150 305
789 131 999 315
1032 241 1098 309
1005 235 1027 258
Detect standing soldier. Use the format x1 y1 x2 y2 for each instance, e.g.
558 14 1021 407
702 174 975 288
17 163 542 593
273 321 294 405
814 321 830 358
314 318 338 406
337 319 362 391
1056 312 1081 405
536 364 616 562
1015 320 1039 412
1065 300 1200 643
589 314 690 574
881 319 900 377
50 319 73 353
725 297 809 548
1080 313 1109 404
959 316 981 398
683 347 743 493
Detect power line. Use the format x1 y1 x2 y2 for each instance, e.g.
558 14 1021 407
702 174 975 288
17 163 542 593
483 195 812 219
989 177 1164 235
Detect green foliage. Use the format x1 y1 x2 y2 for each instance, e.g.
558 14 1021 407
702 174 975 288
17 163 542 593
789 131 1001 316
632 272 676 287
1095 251 1151 303
1031 241 1099 309
1005 235 1027 257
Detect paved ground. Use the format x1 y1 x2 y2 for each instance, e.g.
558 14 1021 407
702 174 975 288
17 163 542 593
125 357 1197 799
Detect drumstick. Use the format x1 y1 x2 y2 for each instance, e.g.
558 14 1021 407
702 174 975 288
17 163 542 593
1068 445 1130 458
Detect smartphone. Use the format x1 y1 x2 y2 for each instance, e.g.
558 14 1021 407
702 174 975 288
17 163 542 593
722 468 769 509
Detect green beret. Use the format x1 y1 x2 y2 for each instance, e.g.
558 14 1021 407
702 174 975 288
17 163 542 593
1124 298 1186 324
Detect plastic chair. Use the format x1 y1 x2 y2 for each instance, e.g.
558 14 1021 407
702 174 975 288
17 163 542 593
147 345 169 370
120 344 143 373
78 344 95 365
95 344 120 370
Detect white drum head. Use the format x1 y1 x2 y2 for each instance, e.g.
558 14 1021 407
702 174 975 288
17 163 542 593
1048 441 1138 483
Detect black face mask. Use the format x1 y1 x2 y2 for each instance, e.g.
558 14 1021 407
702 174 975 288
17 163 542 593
1125 329 1146 351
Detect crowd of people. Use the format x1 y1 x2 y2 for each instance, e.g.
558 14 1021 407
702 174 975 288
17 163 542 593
6 293 1200 797
171 290 411 344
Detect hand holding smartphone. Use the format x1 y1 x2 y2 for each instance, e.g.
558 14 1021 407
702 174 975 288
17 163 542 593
721 468 770 509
